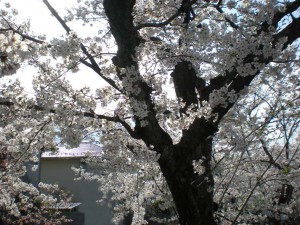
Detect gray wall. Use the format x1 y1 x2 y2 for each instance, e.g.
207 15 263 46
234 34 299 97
24 161 40 187
40 158 113 225
62 212 85 225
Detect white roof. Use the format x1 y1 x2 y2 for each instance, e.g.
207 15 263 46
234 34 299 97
42 142 102 158
47 202 82 210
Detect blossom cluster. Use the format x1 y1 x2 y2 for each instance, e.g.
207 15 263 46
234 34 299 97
0 32 30 76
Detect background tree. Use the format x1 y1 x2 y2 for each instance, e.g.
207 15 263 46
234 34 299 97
1 0 300 224
0 5 74 225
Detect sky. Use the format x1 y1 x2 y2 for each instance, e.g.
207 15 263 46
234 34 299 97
0 0 105 94
8 0 74 37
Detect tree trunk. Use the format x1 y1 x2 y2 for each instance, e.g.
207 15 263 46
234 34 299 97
158 138 217 225
102 1 218 224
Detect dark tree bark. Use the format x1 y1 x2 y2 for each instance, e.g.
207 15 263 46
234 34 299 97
158 131 217 225
278 184 294 204
171 60 198 111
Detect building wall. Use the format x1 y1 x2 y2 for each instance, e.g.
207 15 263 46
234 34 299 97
40 158 113 225
24 161 40 187
61 212 85 225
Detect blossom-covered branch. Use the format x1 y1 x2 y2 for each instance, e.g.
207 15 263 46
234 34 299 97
43 0 122 93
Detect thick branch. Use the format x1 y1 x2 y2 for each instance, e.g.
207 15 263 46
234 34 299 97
259 0 300 33
103 0 173 150
274 0 300 24
180 7 300 148
274 15 300 49
203 17 300 119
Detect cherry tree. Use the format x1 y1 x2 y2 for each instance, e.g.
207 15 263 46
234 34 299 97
212 73 300 224
1 0 300 224
0 4 74 225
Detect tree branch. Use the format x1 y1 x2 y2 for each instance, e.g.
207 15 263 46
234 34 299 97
103 0 173 150
0 27 45 45
42 0 122 93
274 15 300 49
135 0 197 30
259 139 283 170
258 0 300 34
180 4 300 147
135 10 182 30
213 3 239 29
0 99 139 139
42 0 71 33
0 15 50 46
